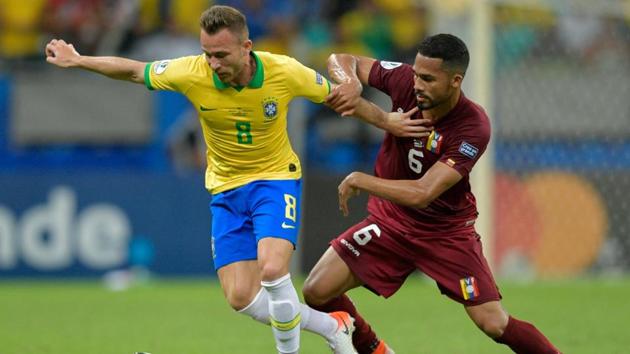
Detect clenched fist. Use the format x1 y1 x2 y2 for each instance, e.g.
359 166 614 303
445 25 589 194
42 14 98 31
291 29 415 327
45 39 81 68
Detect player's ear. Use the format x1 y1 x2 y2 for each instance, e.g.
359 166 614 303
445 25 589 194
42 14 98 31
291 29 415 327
242 39 253 51
451 73 464 88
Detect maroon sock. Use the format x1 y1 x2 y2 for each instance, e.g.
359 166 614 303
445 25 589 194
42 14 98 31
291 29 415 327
307 294 379 354
495 316 561 354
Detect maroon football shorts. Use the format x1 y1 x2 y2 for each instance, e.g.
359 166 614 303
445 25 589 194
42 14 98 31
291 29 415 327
331 216 502 305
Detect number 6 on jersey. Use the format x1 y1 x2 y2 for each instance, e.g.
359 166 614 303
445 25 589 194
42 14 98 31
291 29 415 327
408 149 424 174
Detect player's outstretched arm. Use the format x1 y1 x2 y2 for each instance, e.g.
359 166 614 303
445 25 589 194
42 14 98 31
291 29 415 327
338 162 462 215
45 39 146 84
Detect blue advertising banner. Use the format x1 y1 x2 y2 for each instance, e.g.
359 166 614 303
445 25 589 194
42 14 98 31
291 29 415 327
0 172 214 277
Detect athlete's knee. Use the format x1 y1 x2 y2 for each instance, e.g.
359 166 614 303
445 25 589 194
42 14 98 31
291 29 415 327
302 275 333 306
466 302 509 338
259 264 286 282
472 311 509 338
259 261 289 282
477 315 508 338
226 283 258 311
257 238 293 281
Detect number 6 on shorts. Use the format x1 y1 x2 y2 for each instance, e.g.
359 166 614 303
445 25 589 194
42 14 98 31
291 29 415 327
352 224 381 246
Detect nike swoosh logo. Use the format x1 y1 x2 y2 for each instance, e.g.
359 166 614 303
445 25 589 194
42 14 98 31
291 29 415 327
199 106 217 111
281 222 295 229
341 318 350 335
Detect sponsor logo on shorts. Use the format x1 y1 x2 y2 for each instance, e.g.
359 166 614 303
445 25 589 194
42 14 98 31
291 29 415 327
281 222 296 229
460 276 480 300
211 236 216 259
459 141 479 159
341 239 360 257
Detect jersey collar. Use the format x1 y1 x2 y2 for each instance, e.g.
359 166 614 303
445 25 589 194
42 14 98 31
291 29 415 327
213 51 264 91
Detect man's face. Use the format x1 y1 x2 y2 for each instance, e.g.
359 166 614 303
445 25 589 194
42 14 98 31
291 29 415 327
412 53 461 110
200 28 251 83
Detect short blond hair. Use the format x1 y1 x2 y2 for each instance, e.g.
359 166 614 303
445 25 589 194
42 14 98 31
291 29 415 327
199 5 248 41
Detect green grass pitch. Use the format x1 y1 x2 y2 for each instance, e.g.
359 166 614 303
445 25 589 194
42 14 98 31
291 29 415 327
1 276 629 354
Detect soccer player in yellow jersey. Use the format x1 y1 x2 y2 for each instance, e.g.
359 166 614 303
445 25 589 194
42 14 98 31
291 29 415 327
44 5 360 354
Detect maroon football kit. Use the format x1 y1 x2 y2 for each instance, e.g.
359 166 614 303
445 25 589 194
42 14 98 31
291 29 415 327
331 60 501 305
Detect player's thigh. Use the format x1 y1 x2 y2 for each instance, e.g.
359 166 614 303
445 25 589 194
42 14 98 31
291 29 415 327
217 259 261 310
330 218 415 298
303 246 363 304
415 232 501 305
249 179 302 247
210 187 257 270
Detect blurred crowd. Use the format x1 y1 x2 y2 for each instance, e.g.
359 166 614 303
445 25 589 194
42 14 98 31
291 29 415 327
2 0 629 68
0 0 429 70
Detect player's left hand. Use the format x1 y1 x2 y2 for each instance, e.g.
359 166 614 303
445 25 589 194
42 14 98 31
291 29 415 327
385 106 434 138
338 172 362 216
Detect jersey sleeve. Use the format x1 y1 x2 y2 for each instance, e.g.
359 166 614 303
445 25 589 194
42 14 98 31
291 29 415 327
143 56 199 93
284 57 331 103
440 118 491 177
368 60 415 97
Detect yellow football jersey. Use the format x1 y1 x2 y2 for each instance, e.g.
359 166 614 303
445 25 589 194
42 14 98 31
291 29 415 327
144 51 330 194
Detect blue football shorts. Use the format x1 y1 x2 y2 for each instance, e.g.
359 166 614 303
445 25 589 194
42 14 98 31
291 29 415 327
210 179 301 270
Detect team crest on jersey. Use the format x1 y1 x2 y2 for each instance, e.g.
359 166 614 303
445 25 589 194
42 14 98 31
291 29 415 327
154 60 170 75
262 97 279 121
426 130 443 153
380 61 402 70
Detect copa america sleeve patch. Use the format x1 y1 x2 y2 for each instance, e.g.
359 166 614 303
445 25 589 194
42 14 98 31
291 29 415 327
154 60 170 75
315 72 323 85
379 61 402 70
458 141 479 159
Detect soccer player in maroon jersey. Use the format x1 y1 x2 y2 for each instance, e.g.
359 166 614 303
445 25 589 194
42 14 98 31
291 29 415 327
303 34 561 354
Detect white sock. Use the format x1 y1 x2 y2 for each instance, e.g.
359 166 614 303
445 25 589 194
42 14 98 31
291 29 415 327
238 286 338 342
261 273 301 354
237 288 270 324
299 304 338 342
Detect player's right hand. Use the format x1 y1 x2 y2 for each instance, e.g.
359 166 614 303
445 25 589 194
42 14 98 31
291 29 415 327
338 172 362 217
45 39 81 68
385 106 434 138
325 80 363 117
